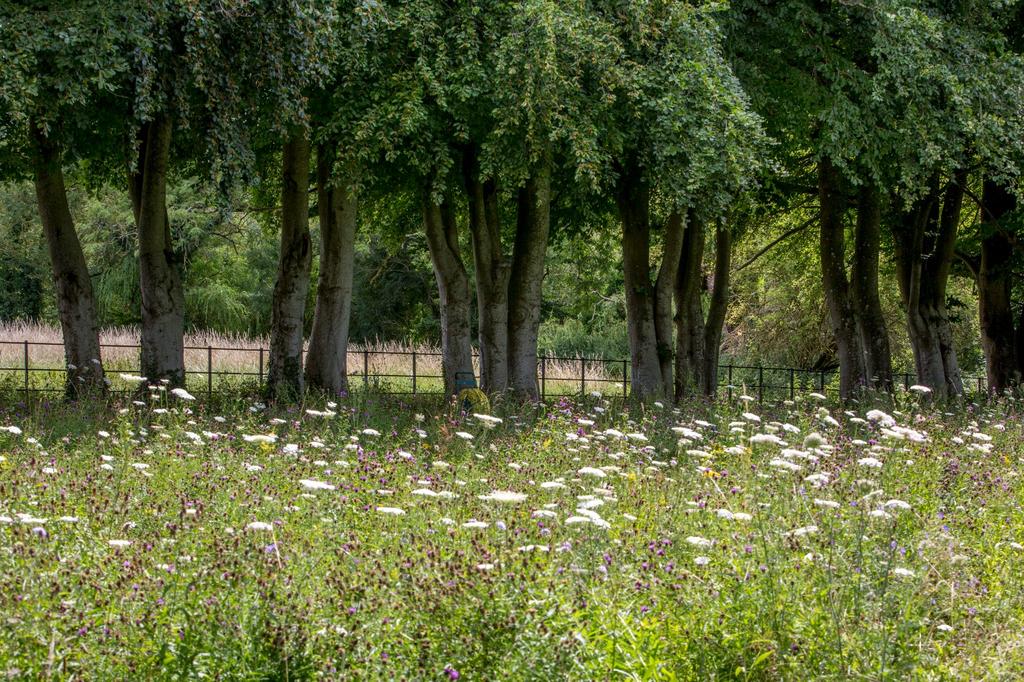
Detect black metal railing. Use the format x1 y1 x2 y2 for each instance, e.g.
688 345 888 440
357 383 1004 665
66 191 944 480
0 338 988 401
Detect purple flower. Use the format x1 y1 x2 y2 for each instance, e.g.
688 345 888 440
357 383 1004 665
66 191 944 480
445 666 460 679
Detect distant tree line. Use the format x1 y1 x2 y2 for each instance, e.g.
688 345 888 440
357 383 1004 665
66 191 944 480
1 0 1022 402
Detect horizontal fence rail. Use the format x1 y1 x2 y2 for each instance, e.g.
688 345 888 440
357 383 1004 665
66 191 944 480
0 338 988 401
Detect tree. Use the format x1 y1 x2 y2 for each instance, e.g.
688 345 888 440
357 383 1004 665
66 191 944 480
0 1 128 395
594 0 764 400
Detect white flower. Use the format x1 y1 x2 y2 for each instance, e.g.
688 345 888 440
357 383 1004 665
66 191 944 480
540 481 567 489
577 467 607 478
3 426 23 435
883 499 911 510
531 510 557 518
857 457 884 468
694 556 711 566
742 412 762 423
411 488 439 497
376 506 406 515
769 458 803 472
108 540 132 548
171 387 196 401
299 479 336 491
246 521 274 531
786 525 818 537
361 428 381 437
517 544 550 553
685 536 713 548
750 433 787 446
455 431 474 440
909 385 932 394
473 414 503 427
813 499 840 509
865 410 896 427
119 374 148 384
243 434 277 444
476 563 495 571
305 409 336 418
892 567 915 577
869 509 892 519
478 490 527 503
462 520 489 529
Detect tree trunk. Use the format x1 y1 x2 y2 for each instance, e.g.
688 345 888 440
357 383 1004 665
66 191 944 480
701 220 731 396
616 162 665 400
267 135 313 400
31 125 105 397
978 179 1017 393
132 116 185 387
507 163 551 400
424 195 474 397
654 211 685 391
465 149 510 395
850 184 893 391
674 211 706 400
930 172 965 396
305 147 357 396
818 158 864 399
893 173 965 398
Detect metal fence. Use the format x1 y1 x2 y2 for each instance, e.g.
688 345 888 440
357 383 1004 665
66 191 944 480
0 338 988 401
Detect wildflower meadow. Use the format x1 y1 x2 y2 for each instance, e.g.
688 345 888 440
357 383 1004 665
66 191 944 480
1 387 1022 679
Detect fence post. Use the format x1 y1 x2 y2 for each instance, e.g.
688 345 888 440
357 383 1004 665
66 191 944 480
207 345 213 399
363 349 369 388
580 357 586 397
903 373 909 391
978 376 983 394
622 359 628 399
540 356 546 400
411 352 417 394
789 368 795 401
819 370 825 392
727 364 733 401
23 340 29 399
258 348 264 385
758 366 764 403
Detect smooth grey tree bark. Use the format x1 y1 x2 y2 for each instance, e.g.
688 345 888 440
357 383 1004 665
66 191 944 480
305 147 357 395
893 173 965 398
850 184 893 391
267 135 313 400
132 116 185 387
424 195 475 397
674 215 732 400
616 162 669 400
507 163 551 400
701 220 731 396
31 124 105 397
464 149 510 394
818 158 865 399
674 211 706 399
654 211 686 391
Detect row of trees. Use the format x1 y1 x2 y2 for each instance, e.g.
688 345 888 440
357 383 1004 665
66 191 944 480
2 1 1023 403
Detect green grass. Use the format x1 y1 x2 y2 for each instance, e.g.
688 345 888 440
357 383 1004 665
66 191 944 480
0 389 1022 679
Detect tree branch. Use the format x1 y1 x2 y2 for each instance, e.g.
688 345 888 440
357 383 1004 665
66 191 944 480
734 217 816 273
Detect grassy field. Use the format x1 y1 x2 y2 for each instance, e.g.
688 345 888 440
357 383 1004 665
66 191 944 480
1 388 1022 679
